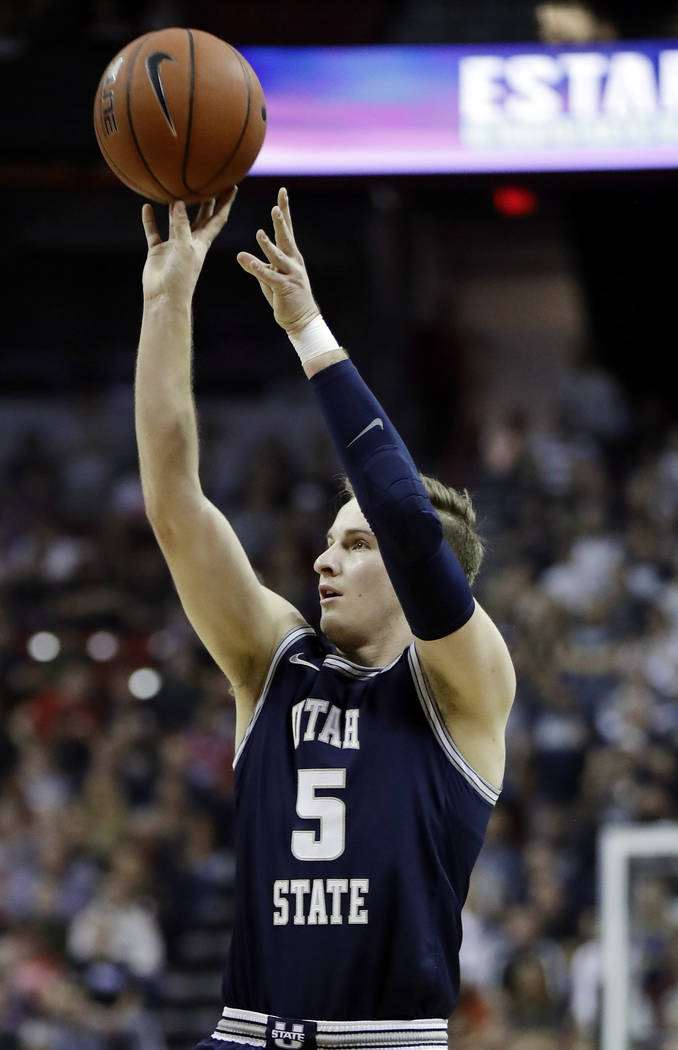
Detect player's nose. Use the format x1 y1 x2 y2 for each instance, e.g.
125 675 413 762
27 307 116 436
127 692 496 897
314 545 340 577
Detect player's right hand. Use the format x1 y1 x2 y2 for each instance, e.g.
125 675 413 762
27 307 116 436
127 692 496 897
236 187 321 335
141 188 237 304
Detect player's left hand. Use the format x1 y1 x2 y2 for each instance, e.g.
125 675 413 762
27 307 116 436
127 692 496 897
237 188 320 335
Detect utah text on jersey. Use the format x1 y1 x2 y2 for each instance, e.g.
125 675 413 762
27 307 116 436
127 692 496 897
291 697 360 750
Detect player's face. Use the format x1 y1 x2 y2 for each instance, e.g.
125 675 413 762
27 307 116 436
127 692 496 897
313 498 405 656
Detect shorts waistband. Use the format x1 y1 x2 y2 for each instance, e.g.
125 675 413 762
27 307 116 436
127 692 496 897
212 1005 448 1050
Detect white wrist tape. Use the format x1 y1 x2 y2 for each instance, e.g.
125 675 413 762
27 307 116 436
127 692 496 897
288 315 340 365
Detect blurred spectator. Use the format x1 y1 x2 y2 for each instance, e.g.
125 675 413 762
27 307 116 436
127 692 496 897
67 845 165 987
568 910 600 1044
535 2 616 42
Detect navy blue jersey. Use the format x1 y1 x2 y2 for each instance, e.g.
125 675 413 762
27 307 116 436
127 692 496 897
222 626 500 1022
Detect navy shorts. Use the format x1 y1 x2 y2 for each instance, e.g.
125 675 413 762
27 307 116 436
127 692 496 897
193 1042 248 1050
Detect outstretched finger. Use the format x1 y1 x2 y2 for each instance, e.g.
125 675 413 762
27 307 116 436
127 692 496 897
271 199 298 257
236 251 276 306
277 186 297 244
236 251 288 286
255 228 292 272
168 200 192 244
192 198 216 231
195 186 238 248
141 203 162 249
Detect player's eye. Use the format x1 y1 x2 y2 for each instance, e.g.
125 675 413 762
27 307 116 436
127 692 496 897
351 538 368 550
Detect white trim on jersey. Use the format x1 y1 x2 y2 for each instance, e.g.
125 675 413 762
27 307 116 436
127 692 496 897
233 626 317 770
212 1006 448 1049
321 651 402 679
407 643 501 807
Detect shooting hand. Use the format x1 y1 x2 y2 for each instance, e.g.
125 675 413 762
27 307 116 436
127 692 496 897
141 189 237 304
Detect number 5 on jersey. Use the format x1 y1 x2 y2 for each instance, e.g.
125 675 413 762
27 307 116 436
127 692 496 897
291 768 346 861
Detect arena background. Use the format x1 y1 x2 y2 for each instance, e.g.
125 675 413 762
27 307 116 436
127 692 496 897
2 2 678 1049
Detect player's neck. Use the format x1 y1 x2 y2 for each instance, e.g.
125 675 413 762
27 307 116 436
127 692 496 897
339 621 413 669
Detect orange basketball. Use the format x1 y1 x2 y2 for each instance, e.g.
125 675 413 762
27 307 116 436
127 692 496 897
93 27 267 203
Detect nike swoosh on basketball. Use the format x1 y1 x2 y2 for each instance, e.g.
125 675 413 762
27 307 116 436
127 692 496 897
145 51 178 135
289 653 319 671
346 417 384 448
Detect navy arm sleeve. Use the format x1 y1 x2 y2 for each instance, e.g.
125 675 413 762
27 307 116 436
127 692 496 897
310 359 474 640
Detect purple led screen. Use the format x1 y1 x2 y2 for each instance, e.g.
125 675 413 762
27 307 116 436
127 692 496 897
240 42 678 174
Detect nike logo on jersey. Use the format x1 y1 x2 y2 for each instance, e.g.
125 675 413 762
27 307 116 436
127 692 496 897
346 417 384 448
289 653 319 671
144 51 178 135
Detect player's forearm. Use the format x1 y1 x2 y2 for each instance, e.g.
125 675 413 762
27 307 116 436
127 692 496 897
135 296 201 518
309 359 475 640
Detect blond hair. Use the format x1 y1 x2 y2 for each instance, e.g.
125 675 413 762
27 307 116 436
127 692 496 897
340 473 484 584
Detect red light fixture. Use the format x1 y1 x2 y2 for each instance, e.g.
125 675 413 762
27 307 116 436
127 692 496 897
492 185 539 217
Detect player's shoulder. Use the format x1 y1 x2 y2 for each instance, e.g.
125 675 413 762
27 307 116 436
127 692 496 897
278 623 328 658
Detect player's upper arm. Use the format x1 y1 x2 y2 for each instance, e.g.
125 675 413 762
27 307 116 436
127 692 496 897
147 491 306 694
415 601 516 739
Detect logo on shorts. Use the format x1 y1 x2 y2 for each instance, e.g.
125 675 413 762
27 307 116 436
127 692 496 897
272 1023 304 1049
267 1017 317 1050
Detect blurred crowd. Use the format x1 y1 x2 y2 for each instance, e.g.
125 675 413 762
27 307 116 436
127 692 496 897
452 367 678 1049
1 354 678 1050
2 0 678 49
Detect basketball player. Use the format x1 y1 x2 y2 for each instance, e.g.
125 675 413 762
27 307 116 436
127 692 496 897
136 188 515 1050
